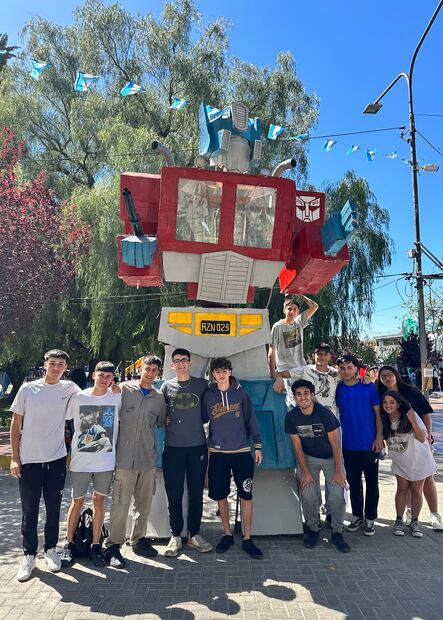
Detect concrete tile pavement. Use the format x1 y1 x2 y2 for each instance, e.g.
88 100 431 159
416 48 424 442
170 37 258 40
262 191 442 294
1 404 443 619
1 458 443 620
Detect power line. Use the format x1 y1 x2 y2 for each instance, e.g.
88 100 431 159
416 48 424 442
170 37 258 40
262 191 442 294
416 113 443 118
283 125 405 141
416 129 443 159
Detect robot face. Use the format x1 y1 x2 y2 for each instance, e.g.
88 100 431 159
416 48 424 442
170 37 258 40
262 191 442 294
296 195 321 222
230 102 249 132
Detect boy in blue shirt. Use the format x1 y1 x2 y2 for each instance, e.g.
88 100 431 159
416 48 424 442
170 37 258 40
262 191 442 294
336 354 383 536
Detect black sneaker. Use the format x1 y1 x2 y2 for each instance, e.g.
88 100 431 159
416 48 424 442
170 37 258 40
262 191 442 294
89 544 107 568
104 544 127 568
331 532 350 553
215 534 234 553
132 537 158 558
242 538 263 559
60 542 74 567
347 517 365 532
303 529 320 549
363 519 375 536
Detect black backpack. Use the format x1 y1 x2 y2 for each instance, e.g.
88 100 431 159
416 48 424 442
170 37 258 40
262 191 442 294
73 507 108 556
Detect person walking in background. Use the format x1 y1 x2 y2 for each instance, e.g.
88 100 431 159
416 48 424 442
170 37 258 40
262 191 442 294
381 390 437 538
10 350 80 582
378 365 443 531
336 354 383 536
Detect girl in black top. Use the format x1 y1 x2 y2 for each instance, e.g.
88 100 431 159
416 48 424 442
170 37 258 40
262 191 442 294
378 365 442 531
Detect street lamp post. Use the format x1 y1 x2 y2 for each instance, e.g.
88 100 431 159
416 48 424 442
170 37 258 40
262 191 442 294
364 0 443 392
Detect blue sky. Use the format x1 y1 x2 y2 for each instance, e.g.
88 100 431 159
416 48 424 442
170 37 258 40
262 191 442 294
4 0 443 337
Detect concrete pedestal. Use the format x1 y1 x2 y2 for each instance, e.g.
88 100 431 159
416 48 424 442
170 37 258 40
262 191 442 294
251 469 303 535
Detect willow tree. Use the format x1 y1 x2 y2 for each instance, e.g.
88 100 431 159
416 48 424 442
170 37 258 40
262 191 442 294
0 0 391 367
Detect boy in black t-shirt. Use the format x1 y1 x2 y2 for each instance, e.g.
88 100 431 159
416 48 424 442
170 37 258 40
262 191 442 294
285 379 350 553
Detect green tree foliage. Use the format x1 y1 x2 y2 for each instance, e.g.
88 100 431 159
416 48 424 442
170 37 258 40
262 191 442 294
0 0 392 371
0 33 18 83
307 171 393 350
0 0 318 197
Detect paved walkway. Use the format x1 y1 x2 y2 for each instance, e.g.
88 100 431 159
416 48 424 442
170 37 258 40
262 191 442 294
1 406 443 619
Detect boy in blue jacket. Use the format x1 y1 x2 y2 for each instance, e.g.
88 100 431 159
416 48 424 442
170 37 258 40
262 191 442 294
202 357 263 559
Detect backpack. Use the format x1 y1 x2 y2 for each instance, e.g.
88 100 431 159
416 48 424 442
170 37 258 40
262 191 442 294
73 507 108 556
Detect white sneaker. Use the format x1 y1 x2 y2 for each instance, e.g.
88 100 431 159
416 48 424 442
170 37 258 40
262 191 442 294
164 536 182 557
430 512 443 531
16 555 36 582
188 534 212 553
404 507 412 526
44 547 62 572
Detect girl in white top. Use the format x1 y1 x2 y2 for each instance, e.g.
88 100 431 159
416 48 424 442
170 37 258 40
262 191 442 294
381 390 437 538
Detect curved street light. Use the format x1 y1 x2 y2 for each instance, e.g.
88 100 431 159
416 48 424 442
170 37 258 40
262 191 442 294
364 0 443 392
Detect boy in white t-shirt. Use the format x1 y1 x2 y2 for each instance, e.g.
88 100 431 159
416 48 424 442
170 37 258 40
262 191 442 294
61 361 121 568
10 349 80 582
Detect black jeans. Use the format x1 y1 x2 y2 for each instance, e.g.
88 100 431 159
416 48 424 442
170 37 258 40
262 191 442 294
343 449 379 521
162 444 208 537
19 456 66 555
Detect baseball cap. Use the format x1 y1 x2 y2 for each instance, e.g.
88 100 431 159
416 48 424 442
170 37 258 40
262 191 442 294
313 343 331 353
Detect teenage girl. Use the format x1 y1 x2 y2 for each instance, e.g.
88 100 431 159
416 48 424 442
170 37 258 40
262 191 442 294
381 390 437 538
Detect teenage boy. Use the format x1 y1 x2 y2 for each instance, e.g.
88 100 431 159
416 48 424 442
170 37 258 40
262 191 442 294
10 349 80 582
104 355 166 568
202 357 263 559
335 354 383 536
269 296 319 400
285 380 350 553
281 343 340 417
161 348 212 557
61 362 121 568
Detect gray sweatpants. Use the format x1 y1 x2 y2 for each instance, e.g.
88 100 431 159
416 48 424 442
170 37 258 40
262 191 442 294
297 455 345 533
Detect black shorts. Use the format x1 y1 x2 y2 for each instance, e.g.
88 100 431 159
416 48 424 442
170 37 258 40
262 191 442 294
208 452 255 501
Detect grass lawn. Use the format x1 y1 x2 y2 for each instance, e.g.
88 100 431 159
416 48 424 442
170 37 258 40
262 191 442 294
0 400 11 426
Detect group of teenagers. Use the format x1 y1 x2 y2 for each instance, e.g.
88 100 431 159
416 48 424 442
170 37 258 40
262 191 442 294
9 295 441 583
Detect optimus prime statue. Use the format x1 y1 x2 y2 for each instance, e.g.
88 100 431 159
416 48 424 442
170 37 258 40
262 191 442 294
117 102 357 535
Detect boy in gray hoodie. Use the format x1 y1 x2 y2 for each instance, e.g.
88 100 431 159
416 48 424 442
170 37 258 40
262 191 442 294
202 357 263 559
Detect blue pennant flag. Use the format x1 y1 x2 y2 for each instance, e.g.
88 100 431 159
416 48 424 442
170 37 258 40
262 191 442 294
268 124 286 140
30 58 52 80
206 104 223 121
386 151 398 159
402 159 411 165
346 145 359 155
366 148 376 161
292 133 309 141
322 139 336 152
74 71 100 92
0 50 7 55
169 97 190 110
121 81 144 96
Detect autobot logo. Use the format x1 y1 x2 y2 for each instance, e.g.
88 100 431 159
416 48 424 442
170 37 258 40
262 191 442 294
296 195 321 222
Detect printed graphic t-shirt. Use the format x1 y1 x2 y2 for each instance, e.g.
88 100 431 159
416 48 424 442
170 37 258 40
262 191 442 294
387 413 437 481
284 402 340 459
290 365 340 417
270 312 310 370
10 379 80 464
67 389 121 472
161 377 208 447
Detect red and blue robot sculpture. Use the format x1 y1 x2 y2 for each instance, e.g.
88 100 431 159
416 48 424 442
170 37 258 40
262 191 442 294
117 102 357 535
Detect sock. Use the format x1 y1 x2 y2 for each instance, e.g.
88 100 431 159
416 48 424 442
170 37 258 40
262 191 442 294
396 516 403 521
